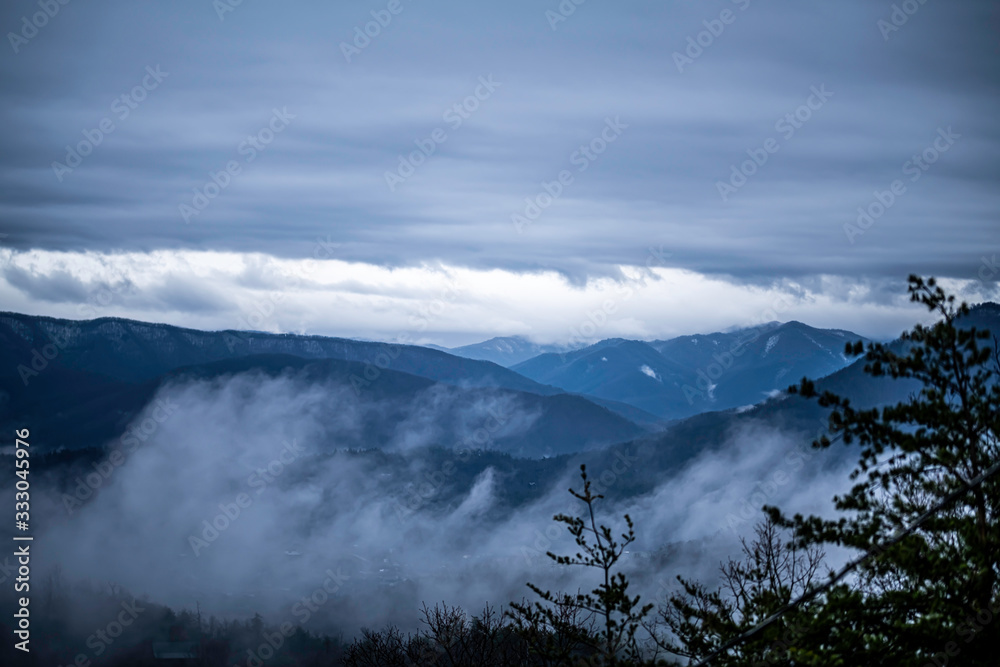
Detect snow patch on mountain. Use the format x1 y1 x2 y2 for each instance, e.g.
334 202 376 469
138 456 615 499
639 365 661 382
0 316 32 341
763 334 780 356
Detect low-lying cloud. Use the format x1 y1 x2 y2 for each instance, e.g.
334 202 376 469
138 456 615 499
34 371 857 636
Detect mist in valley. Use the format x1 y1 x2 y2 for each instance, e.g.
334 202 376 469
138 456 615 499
24 369 855 640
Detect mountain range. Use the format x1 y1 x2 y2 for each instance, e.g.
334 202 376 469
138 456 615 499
0 313 642 457
512 321 871 420
3 304 997 466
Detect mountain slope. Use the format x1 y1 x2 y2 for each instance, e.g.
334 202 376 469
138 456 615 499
159 354 648 458
0 312 560 395
577 302 1000 499
513 339 692 418
444 336 567 367
0 314 648 456
513 322 871 420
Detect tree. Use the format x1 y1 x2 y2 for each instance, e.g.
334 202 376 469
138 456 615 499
651 518 824 666
343 603 527 666
765 275 1000 665
508 464 654 666
343 625 412 667
250 611 264 642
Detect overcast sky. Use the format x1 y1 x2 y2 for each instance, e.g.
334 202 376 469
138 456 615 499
1 0 997 345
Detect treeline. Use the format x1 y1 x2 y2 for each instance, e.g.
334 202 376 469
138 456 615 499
0 571 346 666
348 276 1000 666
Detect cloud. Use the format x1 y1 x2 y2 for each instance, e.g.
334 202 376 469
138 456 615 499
3 264 90 303
0 0 996 291
33 370 858 636
2 248 996 344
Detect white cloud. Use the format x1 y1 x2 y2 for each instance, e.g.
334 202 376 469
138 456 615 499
1 248 994 346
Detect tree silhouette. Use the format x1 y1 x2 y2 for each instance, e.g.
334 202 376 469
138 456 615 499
765 275 1000 665
508 464 654 666
651 518 824 666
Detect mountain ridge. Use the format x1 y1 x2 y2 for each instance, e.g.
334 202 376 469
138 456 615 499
0 312 650 456
512 320 874 420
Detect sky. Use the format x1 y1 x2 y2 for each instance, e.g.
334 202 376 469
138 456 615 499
1 0 998 345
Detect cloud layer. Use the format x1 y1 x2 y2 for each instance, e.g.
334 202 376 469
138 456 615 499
3 247 995 344
1 0 998 335
38 370 856 635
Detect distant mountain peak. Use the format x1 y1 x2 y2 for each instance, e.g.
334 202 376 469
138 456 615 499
515 322 874 420
445 336 566 367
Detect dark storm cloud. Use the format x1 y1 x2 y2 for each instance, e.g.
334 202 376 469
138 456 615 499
0 0 997 283
3 263 88 303
146 275 231 313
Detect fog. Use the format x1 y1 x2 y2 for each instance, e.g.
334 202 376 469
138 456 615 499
35 370 856 637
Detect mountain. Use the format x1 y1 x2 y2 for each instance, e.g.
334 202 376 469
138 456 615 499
807 301 1000 410
177 355 648 457
5 305 994 463
512 339 693 419
443 336 568 367
513 322 871 420
573 302 1000 500
0 312 560 394
7 303 997 520
0 313 647 456
653 320 871 407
